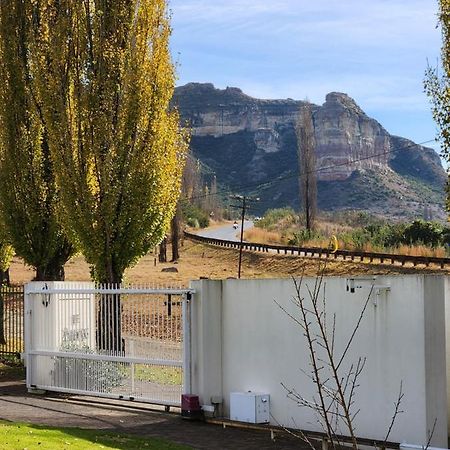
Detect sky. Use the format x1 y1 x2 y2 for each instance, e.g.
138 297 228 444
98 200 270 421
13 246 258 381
169 0 442 155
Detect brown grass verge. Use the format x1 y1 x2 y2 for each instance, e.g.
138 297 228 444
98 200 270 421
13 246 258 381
243 228 285 245
8 239 448 288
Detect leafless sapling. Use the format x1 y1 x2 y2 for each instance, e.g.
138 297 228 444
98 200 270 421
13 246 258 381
275 265 404 449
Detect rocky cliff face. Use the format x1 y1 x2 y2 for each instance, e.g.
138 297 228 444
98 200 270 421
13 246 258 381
172 83 446 219
314 92 390 181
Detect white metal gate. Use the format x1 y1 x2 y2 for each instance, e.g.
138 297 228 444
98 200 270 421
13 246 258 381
24 282 193 407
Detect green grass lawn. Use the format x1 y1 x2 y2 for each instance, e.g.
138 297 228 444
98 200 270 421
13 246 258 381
0 421 191 449
134 364 183 386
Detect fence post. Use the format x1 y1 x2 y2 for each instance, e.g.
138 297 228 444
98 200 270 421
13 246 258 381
24 283 32 389
0 286 4 346
182 291 192 395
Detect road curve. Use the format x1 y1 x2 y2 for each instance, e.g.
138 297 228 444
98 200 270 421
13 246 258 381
195 220 254 242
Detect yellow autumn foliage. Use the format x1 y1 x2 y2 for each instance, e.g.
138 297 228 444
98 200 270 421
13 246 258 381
26 0 188 282
0 1 74 280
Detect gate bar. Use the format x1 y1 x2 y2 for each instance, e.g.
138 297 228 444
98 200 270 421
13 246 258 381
27 350 182 367
25 288 195 295
28 385 181 408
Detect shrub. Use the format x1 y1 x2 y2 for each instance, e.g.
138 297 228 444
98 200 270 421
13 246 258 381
54 343 125 392
343 221 446 250
372 223 406 248
181 202 210 228
442 227 450 246
256 208 298 231
402 220 443 247
186 217 200 228
288 229 324 246
346 228 372 251
331 210 384 228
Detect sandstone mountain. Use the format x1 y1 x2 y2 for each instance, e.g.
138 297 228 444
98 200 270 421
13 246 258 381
172 83 446 220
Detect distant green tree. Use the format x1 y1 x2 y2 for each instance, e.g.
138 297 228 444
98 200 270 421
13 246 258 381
424 0 450 210
402 220 443 247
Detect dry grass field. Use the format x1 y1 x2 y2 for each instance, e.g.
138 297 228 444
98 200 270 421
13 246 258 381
8 238 449 287
246 215 450 258
244 228 449 258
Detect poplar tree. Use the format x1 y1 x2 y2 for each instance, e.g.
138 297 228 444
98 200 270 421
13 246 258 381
295 103 317 231
425 0 450 209
29 0 188 284
0 1 74 281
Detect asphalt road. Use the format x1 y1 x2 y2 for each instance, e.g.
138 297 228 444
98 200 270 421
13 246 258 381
196 220 254 242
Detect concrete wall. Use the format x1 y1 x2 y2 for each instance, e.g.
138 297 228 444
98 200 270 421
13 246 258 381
190 275 448 447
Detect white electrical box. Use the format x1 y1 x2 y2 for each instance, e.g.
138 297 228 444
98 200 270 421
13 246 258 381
230 392 270 424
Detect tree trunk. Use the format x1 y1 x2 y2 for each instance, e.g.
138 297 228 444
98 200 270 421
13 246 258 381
305 176 311 231
171 203 181 262
0 268 10 287
33 242 73 281
96 268 124 354
159 237 167 263
35 264 65 281
97 293 124 354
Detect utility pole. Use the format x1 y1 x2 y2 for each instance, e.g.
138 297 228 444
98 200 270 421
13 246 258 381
230 195 259 278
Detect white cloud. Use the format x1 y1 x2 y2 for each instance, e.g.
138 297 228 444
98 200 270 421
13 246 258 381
170 0 442 143
170 0 440 80
171 0 438 44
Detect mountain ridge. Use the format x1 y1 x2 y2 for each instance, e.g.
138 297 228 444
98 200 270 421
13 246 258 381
172 83 446 220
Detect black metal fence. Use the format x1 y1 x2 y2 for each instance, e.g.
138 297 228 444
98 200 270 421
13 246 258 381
0 285 24 358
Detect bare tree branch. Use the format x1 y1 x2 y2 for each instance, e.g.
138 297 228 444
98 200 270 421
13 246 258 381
382 381 404 445
424 417 437 450
276 271 404 450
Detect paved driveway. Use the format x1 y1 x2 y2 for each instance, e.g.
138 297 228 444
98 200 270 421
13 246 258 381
0 380 308 450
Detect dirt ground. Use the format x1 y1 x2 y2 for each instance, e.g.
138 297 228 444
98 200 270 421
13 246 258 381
9 238 449 287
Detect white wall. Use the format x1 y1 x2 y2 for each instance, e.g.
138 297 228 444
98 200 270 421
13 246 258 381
190 275 448 447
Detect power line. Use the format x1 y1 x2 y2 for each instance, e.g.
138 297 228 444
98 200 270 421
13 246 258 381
183 138 437 203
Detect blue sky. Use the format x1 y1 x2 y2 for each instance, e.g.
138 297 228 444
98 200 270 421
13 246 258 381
169 0 442 154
